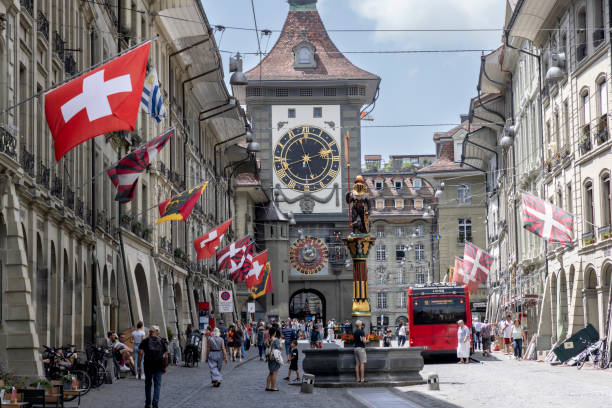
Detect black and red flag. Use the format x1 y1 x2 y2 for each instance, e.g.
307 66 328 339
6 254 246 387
107 128 173 203
156 182 208 224
250 262 273 299
216 236 254 283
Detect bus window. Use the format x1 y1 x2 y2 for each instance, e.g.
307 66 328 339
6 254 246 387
412 297 467 325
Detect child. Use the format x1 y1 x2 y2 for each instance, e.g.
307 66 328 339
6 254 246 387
284 340 300 381
383 329 392 347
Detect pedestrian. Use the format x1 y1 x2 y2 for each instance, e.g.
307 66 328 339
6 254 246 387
257 323 266 361
232 324 243 361
456 320 470 364
205 328 228 387
137 325 168 408
284 339 301 382
383 328 392 347
344 320 351 335
111 333 136 375
132 321 146 379
397 322 407 347
217 320 227 344
473 317 482 351
281 321 297 357
237 322 246 360
353 320 367 383
265 327 282 391
327 319 336 343
500 314 513 355
309 324 321 349
480 320 492 356
512 319 526 360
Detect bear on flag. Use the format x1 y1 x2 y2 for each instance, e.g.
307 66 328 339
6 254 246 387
522 191 574 247
156 182 208 224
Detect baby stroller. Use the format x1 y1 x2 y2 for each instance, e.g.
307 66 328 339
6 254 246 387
184 332 203 367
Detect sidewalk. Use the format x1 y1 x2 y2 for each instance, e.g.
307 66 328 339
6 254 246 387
395 350 612 408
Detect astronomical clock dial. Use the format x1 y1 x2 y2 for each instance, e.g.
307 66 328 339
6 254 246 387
289 236 329 275
273 125 341 193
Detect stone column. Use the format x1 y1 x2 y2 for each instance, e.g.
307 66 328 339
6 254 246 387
343 235 375 332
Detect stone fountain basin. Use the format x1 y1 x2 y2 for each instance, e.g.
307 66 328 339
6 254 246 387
302 347 426 387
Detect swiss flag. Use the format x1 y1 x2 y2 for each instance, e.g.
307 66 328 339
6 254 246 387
193 219 233 260
451 257 465 285
45 42 151 161
245 251 268 288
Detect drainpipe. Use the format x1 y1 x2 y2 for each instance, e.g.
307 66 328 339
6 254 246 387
212 132 247 223
90 29 97 345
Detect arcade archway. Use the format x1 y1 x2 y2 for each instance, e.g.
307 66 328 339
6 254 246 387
289 289 326 323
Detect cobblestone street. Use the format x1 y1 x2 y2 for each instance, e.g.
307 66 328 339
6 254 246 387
79 346 612 408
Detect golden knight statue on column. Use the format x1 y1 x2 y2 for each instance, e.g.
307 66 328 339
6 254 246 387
345 175 371 235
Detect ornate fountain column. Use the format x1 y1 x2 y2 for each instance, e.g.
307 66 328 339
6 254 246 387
343 235 376 318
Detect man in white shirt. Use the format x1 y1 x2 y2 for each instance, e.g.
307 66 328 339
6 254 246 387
132 321 146 379
499 315 513 355
327 320 335 343
473 318 483 351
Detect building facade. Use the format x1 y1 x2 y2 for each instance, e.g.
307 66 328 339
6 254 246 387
361 170 436 330
241 0 380 323
0 0 255 376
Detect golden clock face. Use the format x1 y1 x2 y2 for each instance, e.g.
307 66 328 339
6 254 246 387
273 125 341 193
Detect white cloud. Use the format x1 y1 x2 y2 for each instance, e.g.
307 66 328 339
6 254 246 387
350 0 505 49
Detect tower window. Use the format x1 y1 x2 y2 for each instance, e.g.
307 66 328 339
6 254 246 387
288 108 296 118
313 107 322 118
293 41 317 69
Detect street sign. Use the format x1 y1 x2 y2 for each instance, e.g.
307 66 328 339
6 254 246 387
218 290 233 313
247 302 255 313
434 233 442 241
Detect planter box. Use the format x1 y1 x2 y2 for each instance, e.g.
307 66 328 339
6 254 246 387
302 346 425 385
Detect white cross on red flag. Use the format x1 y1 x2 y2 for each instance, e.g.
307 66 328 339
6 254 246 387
521 191 574 246
245 250 268 289
461 242 493 294
216 236 254 283
45 42 151 161
193 219 233 260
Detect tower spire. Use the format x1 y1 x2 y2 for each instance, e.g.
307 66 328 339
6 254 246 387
288 0 317 11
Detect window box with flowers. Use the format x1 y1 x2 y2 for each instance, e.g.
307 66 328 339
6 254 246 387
583 237 596 246
602 232 611 240
595 114 609 145
579 129 592 155
543 158 552 173
366 333 382 347
341 334 354 347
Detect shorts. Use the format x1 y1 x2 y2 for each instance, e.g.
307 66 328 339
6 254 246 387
354 347 367 364
504 338 512 345
289 360 298 371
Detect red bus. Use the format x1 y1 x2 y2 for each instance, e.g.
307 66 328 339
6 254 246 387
407 283 471 356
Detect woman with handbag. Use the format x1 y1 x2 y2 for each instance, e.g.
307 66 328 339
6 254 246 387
265 327 283 391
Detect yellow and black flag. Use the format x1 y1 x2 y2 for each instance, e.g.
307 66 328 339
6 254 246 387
249 262 274 299
156 182 208 225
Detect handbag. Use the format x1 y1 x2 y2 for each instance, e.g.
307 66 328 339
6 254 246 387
272 348 284 364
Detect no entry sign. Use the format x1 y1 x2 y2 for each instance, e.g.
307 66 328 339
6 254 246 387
218 290 233 313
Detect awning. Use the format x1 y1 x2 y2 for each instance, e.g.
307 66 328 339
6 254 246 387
507 0 557 42
158 3 245 142
470 93 505 130
461 127 497 172
479 47 506 94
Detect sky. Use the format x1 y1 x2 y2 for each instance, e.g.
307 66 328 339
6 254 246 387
201 0 506 162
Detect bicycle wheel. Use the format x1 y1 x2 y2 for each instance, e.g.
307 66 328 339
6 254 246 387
95 362 108 387
185 351 194 367
72 369 92 396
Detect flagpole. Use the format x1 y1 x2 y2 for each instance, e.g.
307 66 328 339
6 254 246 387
0 35 158 116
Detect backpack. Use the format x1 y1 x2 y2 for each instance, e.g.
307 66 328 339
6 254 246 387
144 337 166 370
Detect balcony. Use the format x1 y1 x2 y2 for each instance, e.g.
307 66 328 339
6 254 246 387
76 198 84 219
598 225 611 241
64 54 77 76
0 127 17 158
579 128 592 155
64 186 74 210
37 161 50 188
159 236 172 253
20 0 33 18
576 44 587 62
51 176 63 199
593 29 605 48
37 11 49 41
53 31 64 60
20 147 34 177
595 115 609 145
582 231 596 246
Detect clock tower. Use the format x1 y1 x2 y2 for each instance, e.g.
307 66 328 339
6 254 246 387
244 0 380 322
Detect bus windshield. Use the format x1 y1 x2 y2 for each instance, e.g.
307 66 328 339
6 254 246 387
412 296 467 325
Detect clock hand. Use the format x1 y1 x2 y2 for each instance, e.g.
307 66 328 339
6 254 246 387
287 153 324 166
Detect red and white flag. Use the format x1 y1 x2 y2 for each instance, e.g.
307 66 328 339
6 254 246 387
461 242 493 294
245 251 268 288
193 219 233 261
522 191 574 246
45 42 151 160
216 236 254 283
451 257 465 285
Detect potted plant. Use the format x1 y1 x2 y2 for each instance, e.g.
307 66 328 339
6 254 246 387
584 237 596 246
61 375 73 391
341 334 354 347
366 333 382 347
542 158 552 172
166 327 174 342
30 379 51 392
602 232 611 240
121 214 132 227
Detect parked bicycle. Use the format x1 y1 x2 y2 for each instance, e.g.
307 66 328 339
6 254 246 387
42 345 92 398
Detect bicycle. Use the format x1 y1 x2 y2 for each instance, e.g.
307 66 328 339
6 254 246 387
42 345 92 398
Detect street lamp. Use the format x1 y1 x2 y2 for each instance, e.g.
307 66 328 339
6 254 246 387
229 52 248 86
435 182 445 198
500 119 515 148
288 211 296 225
545 52 566 84
246 128 260 153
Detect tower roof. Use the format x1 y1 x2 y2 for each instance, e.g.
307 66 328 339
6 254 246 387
245 2 379 82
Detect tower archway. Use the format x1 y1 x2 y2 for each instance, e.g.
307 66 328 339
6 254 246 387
289 288 326 323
